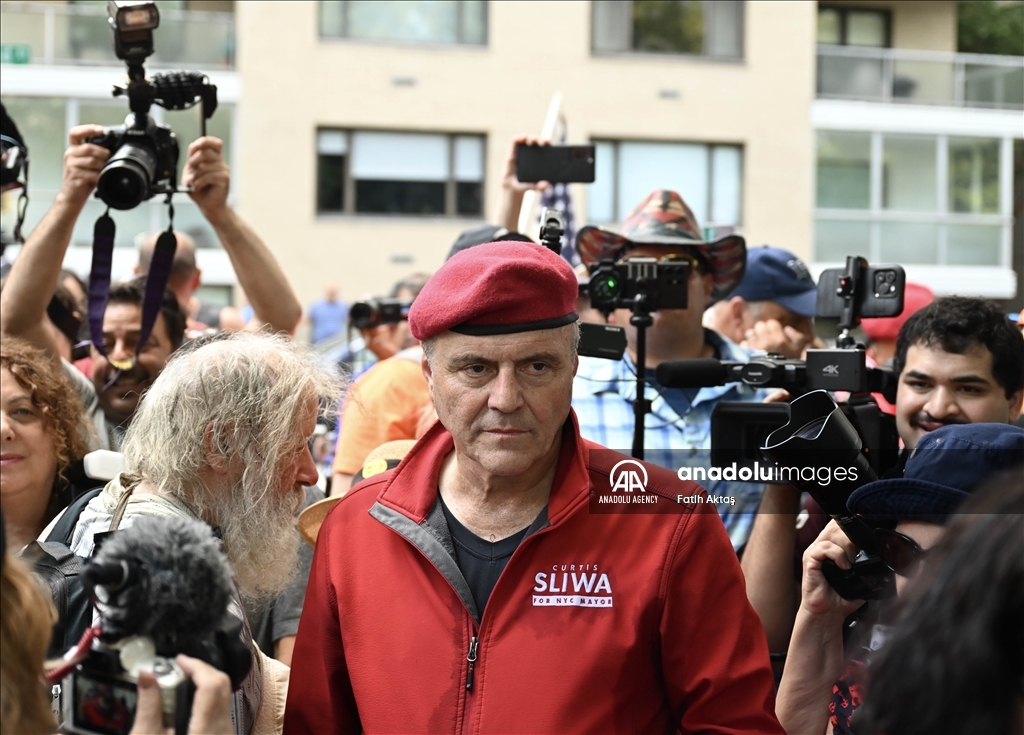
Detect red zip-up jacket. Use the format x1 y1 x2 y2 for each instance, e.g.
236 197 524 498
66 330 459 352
285 415 783 734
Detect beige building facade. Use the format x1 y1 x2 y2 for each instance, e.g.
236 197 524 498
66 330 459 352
2 0 1021 308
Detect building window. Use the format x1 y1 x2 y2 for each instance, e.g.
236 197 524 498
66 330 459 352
592 1 743 59
814 130 1011 267
587 140 742 228
817 7 889 48
316 130 484 216
320 1 487 45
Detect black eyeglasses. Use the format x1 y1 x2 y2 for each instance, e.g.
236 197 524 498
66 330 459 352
874 527 931 578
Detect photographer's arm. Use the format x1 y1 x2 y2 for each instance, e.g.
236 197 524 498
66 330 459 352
740 483 801 653
776 520 865 735
0 126 107 362
494 135 549 233
183 137 302 335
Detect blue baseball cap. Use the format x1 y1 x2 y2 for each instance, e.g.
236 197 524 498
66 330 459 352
847 424 1024 524
731 246 817 317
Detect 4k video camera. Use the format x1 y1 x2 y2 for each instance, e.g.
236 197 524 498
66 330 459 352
86 1 217 210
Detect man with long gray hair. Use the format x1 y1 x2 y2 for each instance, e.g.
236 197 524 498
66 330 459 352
68 331 344 734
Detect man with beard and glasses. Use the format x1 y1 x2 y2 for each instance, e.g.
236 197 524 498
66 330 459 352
66 331 343 735
0 126 303 451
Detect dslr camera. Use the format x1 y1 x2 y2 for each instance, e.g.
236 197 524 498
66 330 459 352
86 1 217 210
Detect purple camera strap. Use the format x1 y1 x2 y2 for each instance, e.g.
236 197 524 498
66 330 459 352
88 208 176 378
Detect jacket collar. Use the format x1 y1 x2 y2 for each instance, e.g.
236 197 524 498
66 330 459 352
375 411 592 527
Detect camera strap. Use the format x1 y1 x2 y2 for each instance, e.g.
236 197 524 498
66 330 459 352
88 202 177 376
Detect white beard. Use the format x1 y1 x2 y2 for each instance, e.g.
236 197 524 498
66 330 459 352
211 482 302 602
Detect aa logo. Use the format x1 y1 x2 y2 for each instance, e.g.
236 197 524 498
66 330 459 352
609 459 648 493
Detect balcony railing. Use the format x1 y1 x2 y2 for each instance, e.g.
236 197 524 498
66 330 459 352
0 1 234 69
817 45 1023 111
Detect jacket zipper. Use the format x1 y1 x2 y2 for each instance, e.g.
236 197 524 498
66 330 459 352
465 636 479 690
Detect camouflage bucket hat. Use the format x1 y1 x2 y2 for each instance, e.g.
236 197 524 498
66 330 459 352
575 189 746 303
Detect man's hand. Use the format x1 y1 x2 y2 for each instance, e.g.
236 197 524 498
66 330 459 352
61 125 110 208
742 319 810 359
183 137 230 225
129 655 233 735
495 134 550 232
799 520 866 620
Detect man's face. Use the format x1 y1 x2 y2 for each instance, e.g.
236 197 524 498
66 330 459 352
896 342 1023 449
212 395 319 599
423 327 578 480
92 303 175 426
277 396 321 510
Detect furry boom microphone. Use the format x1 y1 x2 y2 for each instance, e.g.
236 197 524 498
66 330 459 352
84 515 251 687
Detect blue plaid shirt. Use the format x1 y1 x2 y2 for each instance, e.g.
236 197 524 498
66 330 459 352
572 329 768 551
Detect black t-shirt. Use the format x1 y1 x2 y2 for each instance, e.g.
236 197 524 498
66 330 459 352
439 495 529 614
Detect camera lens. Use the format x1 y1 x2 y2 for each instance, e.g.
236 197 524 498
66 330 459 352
96 143 157 210
589 273 621 302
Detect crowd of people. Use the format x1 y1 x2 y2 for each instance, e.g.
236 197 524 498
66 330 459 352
1 106 1023 735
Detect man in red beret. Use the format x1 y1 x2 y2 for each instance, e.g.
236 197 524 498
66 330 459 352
285 241 783 734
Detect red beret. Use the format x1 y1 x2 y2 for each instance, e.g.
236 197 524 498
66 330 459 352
409 241 579 340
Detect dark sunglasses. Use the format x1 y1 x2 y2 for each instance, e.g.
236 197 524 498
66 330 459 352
875 527 931 578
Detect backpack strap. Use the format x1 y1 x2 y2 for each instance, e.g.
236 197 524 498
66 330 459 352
108 484 136 532
44 486 104 547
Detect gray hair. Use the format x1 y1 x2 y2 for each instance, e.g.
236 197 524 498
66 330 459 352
421 321 581 367
121 331 345 516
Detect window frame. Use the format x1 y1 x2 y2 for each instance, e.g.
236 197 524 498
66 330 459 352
817 5 892 48
318 0 489 47
314 128 486 218
587 138 744 229
590 0 745 62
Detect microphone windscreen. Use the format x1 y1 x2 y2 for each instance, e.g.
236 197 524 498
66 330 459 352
90 515 234 657
655 359 728 388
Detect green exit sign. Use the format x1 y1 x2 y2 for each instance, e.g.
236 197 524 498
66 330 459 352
1 44 32 64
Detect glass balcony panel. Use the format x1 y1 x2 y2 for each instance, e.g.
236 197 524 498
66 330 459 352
891 59 954 104
817 54 883 100
948 137 1000 214
816 131 871 209
880 221 937 263
815 219 870 262
1 3 234 68
947 224 1001 266
882 135 937 212
965 64 1024 109
0 6 46 63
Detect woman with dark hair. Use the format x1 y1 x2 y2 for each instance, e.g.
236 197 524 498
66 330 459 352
1 336 90 550
856 471 1024 735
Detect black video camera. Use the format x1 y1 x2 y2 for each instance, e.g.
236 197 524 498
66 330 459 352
587 257 691 316
86 1 217 210
349 298 412 330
